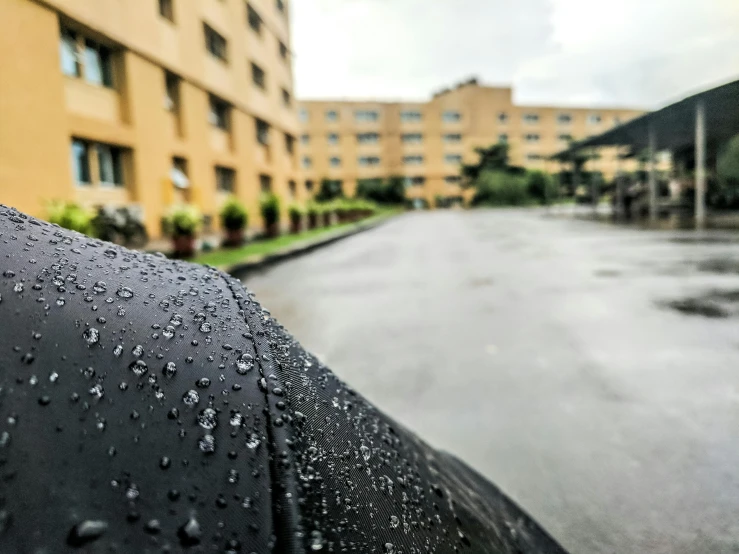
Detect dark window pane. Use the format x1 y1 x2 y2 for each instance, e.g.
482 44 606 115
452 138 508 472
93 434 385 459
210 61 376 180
60 29 79 77
71 140 90 185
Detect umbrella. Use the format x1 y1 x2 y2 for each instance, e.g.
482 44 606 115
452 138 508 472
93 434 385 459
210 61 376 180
0 206 568 553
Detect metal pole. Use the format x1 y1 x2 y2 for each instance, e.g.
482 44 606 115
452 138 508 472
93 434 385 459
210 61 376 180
695 100 707 228
648 124 658 222
615 148 625 219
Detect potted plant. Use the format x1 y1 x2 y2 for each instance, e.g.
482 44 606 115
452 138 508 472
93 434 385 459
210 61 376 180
163 204 201 258
288 203 305 234
306 202 319 229
260 193 281 238
220 196 248 247
320 202 332 227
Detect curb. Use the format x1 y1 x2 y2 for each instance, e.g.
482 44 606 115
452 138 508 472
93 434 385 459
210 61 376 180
222 216 394 280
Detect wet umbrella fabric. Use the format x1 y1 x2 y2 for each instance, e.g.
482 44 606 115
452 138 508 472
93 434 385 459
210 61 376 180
0 207 568 553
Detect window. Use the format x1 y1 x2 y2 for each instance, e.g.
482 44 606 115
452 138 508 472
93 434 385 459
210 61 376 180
260 174 272 192
171 157 189 189
558 134 573 142
403 155 423 165
247 4 262 34
524 134 540 143
327 133 339 145
281 88 291 107
288 180 296 198
523 113 539 124
60 28 80 77
84 39 113 87
405 176 425 187
300 134 310 145
498 134 508 143
358 156 381 166
97 144 124 187
164 71 180 112
445 176 461 185
357 133 379 144
279 41 288 60
215 166 235 192
302 156 312 169
588 114 602 125
355 110 379 122
208 95 230 130
305 180 314 192
329 157 341 168
557 113 572 125
442 111 461 123
159 0 174 22
251 62 266 89
445 154 462 165
285 134 295 154
325 110 339 122
498 112 508 124
299 108 309 122
443 134 462 143
256 118 270 145
400 110 422 123
401 133 422 144
204 24 227 61
276 0 285 13
526 153 543 161
70 140 91 185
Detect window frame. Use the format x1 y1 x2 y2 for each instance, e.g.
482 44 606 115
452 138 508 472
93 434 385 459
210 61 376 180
285 133 295 155
208 95 230 130
329 156 341 168
83 39 114 88
444 154 463 165
443 133 462 143
355 110 380 123
215 165 236 193
356 132 379 145
327 133 340 145
204 23 228 62
401 133 422 144
96 143 124 187
302 156 312 169
358 156 381 167
247 3 263 34
255 118 270 146
557 113 572 125
70 139 92 186
60 28 80 77
402 155 424 165
251 62 266 89
523 113 540 124
400 110 422 123
442 111 462 123
158 0 175 22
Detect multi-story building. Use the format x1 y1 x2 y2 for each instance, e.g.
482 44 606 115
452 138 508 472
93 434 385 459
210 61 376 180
1 0 302 238
298 80 646 205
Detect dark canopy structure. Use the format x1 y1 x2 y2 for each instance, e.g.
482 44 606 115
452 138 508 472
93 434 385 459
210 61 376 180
552 78 739 159
552 77 739 224
0 206 568 553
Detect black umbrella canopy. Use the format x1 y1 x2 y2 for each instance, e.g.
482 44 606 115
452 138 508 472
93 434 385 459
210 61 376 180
0 206 568 553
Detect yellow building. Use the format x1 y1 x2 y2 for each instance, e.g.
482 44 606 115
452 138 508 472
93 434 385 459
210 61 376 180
0 0 302 238
298 80 647 205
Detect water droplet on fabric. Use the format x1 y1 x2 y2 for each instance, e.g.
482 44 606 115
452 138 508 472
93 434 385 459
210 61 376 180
163 361 177 377
177 515 202 546
235 353 254 375
67 520 108 547
197 408 218 430
360 444 371 461
132 344 144 357
198 434 215 454
129 360 148 377
116 286 133 299
390 515 399 528
82 328 100 345
182 390 199 406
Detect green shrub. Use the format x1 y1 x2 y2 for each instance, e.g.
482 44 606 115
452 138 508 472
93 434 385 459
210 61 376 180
306 202 319 216
288 203 305 219
46 201 94 235
471 171 531 206
526 170 559 205
163 204 201 237
260 193 280 226
219 196 248 231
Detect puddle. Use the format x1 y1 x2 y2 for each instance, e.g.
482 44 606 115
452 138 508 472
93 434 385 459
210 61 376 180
696 259 739 275
660 289 739 318
594 269 621 278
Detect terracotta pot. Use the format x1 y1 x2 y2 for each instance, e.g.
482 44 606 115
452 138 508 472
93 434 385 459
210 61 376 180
224 228 244 247
172 234 195 258
265 222 280 238
307 213 318 229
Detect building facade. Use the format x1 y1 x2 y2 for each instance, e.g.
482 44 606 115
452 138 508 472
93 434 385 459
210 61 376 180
298 80 646 205
1 0 301 238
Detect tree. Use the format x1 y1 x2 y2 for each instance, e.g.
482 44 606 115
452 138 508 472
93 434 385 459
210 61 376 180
526 170 558 205
471 171 529 206
355 176 405 205
461 143 511 185
315 178 343 202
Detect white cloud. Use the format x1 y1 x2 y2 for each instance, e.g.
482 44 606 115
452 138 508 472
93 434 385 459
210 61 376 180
291 0 739 108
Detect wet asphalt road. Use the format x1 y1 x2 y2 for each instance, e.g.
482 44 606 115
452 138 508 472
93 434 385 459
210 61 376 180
246 210 739 554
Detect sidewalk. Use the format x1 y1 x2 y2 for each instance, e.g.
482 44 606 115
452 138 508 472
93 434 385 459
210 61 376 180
194 212 397 278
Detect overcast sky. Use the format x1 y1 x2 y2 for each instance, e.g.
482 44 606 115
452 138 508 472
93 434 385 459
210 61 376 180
291 0 739 109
